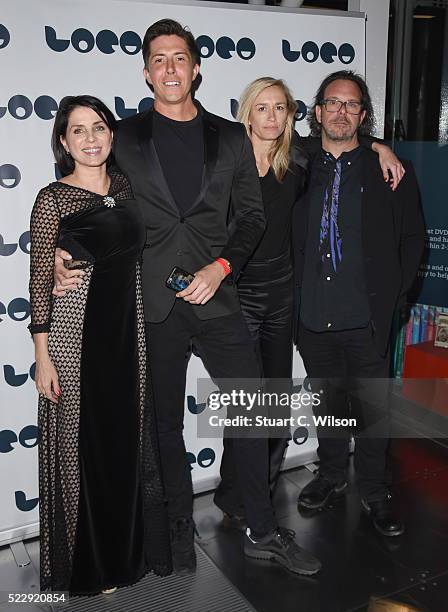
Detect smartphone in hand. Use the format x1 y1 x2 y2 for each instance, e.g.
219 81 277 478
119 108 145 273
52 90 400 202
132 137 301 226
166 267 195 292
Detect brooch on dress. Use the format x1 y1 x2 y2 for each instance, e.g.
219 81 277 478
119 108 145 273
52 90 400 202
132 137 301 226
103 196 116 208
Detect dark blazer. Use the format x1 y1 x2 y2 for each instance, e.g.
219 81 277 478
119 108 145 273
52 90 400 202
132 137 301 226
113 104 266 323
292 148 425 356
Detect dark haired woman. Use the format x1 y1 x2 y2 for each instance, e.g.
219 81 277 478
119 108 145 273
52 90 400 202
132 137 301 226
29 95 171 595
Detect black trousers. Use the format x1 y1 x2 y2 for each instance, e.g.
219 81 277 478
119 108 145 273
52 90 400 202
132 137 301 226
214 253 294 517
239 253 293 487
147 299 277 537
298 322 391 502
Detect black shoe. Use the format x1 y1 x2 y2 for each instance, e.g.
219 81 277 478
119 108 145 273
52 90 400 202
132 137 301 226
361 494 405 537
244 527 322 576
298 472 348 510
222 512 248 532
170 518 197 575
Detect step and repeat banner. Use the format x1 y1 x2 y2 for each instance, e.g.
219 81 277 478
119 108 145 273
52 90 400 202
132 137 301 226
0 0 367 544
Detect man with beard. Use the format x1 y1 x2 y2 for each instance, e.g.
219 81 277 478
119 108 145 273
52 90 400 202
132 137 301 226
293 71 425 536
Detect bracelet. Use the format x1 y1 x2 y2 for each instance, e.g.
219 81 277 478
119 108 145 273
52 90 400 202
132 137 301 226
215 257 232 276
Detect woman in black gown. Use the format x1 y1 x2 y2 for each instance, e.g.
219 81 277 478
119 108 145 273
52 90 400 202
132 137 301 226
29 96 171 595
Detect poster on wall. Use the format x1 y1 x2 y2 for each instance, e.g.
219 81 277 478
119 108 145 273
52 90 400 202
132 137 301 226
396 142 448 309
391 142 448 377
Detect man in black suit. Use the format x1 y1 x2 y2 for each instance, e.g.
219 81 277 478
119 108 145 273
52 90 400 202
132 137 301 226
56 19 321 576
293 71 425 536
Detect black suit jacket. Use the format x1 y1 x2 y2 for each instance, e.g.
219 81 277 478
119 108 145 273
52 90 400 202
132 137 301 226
113 104 266 323
292 148 425 355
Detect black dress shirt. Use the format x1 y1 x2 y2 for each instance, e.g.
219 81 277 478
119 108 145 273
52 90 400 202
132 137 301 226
300 146 371 332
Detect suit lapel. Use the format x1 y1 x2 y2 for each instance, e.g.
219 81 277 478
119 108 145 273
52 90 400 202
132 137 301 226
137 110 179 213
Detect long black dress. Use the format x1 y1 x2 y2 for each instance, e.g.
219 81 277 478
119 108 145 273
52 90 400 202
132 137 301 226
29 172 171 595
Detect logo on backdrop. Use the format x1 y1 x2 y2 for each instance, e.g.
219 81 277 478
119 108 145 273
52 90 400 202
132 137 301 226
187 395 207 415
0 95 58 120
45 26 141 55
15 491 39 512
0 96 156 121
0 425 40 453
196 35 256 60
0 24 10 49
282 40 355 64
187 448 216 470
0 164 21 188
115 96 153 119
44 27 256 61
0 298 31 323
291 426 309 445
0 232 30 256
230 99 307 122
3 363 35 387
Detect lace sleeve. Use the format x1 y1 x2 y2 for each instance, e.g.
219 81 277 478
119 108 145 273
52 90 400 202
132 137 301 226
29 186 60 334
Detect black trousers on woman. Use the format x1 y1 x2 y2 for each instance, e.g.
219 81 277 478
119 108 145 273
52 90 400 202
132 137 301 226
214 252 294 516
239 251 295 487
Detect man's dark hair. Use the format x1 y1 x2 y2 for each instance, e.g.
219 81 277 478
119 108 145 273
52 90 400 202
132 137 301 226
308 70 376 137
141 18 200 68
52 95 116 176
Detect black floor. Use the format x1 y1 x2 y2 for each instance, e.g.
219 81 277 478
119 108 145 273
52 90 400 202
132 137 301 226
193 423 448 612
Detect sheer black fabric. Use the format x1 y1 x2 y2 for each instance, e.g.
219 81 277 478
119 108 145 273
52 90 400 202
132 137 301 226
29 172 171 594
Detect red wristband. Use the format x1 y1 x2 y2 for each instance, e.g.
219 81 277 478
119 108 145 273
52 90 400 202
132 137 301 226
215 257 232 276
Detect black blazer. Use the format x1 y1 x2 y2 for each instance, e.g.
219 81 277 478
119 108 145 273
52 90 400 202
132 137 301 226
292 148 425 356
113 104 266 323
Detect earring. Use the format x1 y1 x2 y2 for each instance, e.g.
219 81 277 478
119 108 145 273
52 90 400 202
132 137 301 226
64 149 71 156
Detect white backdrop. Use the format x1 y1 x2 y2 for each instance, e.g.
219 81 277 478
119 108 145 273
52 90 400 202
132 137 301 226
0 0 370 544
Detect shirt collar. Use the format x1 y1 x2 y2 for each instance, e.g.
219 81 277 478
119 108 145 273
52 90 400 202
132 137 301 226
320 145 362 166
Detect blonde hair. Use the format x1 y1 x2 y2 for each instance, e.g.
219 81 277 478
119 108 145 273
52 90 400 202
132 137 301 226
237 77 297 182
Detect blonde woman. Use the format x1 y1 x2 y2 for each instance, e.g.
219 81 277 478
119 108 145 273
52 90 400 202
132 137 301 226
214 78 307 527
